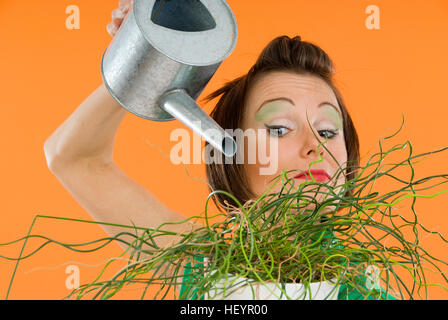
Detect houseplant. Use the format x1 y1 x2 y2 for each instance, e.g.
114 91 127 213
3 118 448 300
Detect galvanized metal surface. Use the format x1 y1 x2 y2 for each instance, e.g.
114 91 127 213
101 0 238 157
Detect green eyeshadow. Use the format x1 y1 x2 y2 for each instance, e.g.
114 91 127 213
255 102 293 122
322 106 343 130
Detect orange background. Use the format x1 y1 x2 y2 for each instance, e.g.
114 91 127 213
0 0 447 299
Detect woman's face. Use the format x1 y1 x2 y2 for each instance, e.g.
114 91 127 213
241 71 348 212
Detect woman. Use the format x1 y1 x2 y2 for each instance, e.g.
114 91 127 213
44 1 395 300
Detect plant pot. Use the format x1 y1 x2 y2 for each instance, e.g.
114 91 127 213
205 274 340 300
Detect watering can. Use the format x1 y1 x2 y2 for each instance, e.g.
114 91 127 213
101 0 238 157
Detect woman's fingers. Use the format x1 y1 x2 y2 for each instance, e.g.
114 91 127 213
112 8 125 24
119 0 133 13
107 22 118 37
108 0 133 37
109 8 125 37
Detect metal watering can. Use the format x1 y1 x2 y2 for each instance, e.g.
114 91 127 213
101 0 238 157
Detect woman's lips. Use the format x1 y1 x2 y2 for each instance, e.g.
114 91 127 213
294 169 330 182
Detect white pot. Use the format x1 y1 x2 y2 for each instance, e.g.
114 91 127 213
205 274 340 300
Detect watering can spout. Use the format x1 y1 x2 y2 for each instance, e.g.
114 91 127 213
159 89 237 158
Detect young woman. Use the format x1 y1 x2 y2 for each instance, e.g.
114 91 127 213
44 0 396 300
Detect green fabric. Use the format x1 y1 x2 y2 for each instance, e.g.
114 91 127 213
178 255 206 300
178 229 398 300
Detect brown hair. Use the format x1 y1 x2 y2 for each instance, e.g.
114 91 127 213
201 35 360 212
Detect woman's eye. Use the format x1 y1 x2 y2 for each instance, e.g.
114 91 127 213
318 129 338 139
264 125 338 139
265 124 290 137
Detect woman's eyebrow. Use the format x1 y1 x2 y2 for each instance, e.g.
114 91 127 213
257 97 295 113
257 97 342 117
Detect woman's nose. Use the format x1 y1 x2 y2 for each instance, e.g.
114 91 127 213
299 128 325 159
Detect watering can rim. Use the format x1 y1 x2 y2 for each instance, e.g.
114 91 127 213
133 0 238 66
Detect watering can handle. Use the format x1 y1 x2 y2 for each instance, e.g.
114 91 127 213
158 89 237 158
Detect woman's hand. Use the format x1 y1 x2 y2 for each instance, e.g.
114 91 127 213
107 0 134 37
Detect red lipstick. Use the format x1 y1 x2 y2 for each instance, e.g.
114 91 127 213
294 169 330 182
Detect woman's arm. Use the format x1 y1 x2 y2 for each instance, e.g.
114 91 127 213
44 83 200 255
44 1 202 267
44 84 126 165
